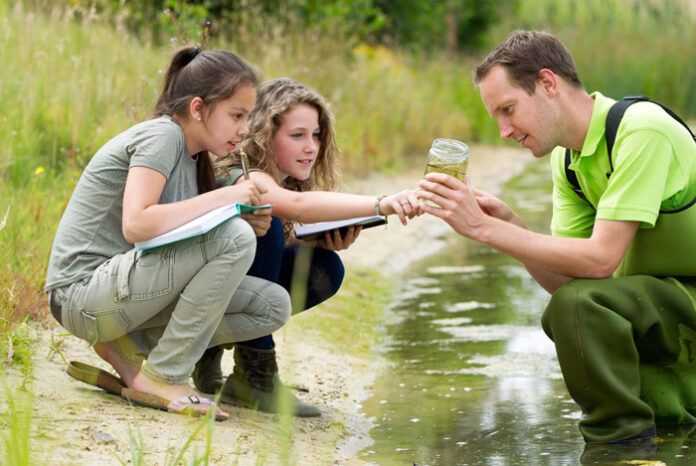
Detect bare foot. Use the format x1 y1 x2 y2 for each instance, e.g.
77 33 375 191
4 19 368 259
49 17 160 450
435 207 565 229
131 372 229 420
93 342 140 387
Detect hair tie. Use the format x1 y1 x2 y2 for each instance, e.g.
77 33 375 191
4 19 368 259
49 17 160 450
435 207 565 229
189 47 202 62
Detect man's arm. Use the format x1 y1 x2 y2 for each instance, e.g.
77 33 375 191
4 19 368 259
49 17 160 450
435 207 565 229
419 174 639 293
518 220 638 293
472 187 576 292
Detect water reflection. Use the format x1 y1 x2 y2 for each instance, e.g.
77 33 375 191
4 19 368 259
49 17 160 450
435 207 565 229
580 424 696 464
359 159 696 465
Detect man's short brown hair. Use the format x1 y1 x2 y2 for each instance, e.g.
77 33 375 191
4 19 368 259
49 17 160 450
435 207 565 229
475 30 583 94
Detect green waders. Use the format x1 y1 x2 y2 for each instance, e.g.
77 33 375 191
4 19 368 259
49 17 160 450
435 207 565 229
542 275 696 443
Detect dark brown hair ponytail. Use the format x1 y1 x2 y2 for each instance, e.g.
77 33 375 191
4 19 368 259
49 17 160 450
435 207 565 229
154 46 260 193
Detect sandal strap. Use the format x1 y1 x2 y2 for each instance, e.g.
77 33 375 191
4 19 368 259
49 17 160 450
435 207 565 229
168 395 214 411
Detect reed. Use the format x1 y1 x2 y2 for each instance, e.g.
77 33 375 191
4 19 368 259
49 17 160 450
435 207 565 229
484 0 696 116
1 375 34 465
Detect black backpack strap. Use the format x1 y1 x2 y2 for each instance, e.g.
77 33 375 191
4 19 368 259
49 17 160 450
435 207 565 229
564 148 588 203
605 95 696 178
562 96 646 204
565 94 696 205
605 95 650 177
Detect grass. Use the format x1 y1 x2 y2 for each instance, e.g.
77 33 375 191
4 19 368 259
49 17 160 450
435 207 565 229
1 324 34 465
485 0 696 116
0 170 79 343
0 381 33 466
0 2 163 184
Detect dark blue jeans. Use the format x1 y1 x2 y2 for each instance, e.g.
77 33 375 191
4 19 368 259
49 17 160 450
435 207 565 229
239 217 345 349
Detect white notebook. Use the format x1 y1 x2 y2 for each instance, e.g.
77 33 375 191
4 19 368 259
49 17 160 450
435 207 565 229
135 203 272 251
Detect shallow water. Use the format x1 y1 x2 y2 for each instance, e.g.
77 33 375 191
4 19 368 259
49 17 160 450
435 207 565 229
359 159 696 465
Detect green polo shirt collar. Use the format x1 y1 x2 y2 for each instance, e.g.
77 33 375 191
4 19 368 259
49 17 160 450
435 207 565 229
567 92 616 170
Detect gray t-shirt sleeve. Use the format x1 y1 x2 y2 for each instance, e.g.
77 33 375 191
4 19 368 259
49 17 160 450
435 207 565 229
45 116 195 291
127 117 187 179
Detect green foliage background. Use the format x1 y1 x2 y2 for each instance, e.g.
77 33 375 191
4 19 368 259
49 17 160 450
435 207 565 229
1 0 696 353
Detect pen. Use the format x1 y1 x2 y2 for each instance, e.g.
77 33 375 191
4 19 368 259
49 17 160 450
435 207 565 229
239 150 250 180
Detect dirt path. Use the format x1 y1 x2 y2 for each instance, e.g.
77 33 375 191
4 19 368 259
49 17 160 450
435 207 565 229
9 145 530 465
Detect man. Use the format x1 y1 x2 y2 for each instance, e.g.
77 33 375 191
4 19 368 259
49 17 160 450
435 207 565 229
418 30 696 444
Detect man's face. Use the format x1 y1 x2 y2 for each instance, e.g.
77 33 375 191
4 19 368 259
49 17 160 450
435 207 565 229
479 65 559 157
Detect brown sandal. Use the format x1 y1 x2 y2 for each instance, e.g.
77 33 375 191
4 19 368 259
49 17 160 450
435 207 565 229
121 388 229 422
66 361 126 396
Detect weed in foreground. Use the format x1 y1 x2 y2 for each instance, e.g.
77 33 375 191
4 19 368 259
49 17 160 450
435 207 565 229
117 391 222 466
1 374 34 465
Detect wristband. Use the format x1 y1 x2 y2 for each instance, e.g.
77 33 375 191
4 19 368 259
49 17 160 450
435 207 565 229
375 195 387 217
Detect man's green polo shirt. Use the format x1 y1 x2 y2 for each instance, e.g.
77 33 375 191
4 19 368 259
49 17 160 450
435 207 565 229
550 92 696 238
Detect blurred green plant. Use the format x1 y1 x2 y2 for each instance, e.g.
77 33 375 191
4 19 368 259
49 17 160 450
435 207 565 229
1 381 34 465
2 322 33 377
116 395 218 466
373 0 517 52
20 0 514 51
483 0 696 117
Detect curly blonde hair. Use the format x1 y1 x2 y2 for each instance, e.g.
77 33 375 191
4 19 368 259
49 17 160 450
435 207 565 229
214 78 342 237
240 78 341 192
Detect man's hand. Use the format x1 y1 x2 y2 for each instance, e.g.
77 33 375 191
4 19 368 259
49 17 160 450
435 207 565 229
416 173 488 240
241 207 273 236
472 187 526 228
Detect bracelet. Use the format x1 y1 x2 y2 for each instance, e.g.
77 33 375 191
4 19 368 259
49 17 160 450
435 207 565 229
374 194 387 216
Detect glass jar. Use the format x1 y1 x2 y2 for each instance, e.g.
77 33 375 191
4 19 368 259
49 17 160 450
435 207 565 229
424 138 469 181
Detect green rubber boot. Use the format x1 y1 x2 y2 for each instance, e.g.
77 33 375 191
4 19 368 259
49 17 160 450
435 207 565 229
192 346 225 394
542 275 696 443
221 344 321 418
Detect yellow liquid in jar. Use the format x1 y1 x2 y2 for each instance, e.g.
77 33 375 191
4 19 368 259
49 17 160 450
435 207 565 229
424 159 468 182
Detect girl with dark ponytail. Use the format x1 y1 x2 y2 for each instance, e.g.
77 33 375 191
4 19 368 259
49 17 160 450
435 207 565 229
45 47 291 421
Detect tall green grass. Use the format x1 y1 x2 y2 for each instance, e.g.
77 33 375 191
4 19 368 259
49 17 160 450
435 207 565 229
1 355 34 466
485 0 696 116
2 0 695 347
0 170 77 339
0 2 165 184
0 1 487 187
1 383 34 465
0 0 487 331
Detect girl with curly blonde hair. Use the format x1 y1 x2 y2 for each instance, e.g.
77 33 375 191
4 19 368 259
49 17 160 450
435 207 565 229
194 77 421 417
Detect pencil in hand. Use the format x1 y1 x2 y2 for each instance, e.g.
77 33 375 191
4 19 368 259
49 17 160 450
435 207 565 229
239 150 250 180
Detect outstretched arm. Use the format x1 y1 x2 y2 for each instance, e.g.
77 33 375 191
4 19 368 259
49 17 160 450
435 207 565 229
418 173 639 293
248 171 423 225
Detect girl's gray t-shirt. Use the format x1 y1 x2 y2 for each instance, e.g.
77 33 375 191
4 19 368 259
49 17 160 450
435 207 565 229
45 116 197 291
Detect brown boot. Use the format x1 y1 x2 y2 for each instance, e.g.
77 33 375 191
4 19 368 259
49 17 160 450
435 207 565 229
192 346 225 394
221 344 321 417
